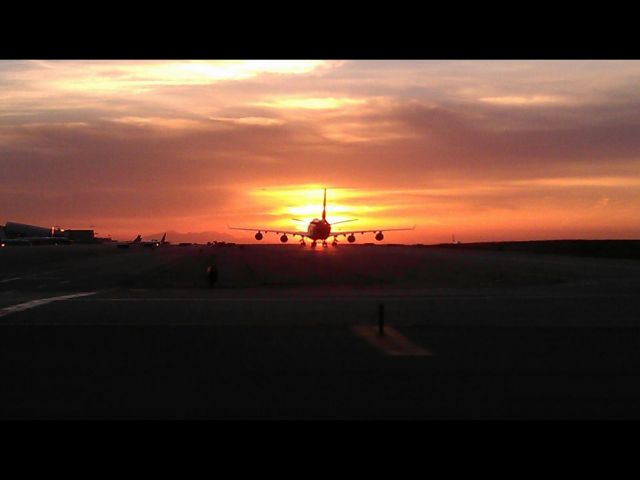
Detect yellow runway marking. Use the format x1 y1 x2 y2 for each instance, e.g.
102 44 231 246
352 325 433 356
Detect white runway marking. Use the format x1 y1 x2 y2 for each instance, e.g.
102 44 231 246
0 292 98 318
352 325 432 356
0 277 23 284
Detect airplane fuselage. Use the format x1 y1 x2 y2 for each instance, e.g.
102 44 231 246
307 218 331 241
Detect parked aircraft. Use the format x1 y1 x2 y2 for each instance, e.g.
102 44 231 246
117 233 167 249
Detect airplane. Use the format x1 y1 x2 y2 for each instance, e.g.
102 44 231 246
143 232 168 247
116 233 167 249
229 188 415 248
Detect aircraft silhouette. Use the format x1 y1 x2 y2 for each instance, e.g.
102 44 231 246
229 189 414 247
117 233 167 249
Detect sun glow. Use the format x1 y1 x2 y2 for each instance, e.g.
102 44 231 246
248 186 396 230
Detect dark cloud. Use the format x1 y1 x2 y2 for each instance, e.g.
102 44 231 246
3 96 640 201
338 99 640 182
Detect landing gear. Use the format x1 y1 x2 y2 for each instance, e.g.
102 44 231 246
311 241 317 248
322 241 328 248
299 239 306 247
332 240 338 247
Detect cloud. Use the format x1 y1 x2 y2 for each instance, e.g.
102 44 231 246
26 60 338 92
252 96 367 110
479 95 566 105
208 116 285 126
2 60 640 240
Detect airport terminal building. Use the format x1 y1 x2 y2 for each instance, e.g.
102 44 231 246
0 221 96 244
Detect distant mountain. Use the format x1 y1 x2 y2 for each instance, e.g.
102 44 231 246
142 230 240 244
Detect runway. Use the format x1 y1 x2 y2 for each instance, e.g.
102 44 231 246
2 243 640 419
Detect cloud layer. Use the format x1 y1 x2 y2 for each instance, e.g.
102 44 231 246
1 60 639 242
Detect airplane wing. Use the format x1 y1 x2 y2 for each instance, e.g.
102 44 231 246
330 226 416 237
228 226 309 237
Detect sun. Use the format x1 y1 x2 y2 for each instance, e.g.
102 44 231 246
249 186 362 227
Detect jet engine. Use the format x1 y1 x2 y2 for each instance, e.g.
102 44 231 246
255 232 263 240
347 234 356 243
280 234 288 243
375 232 384 241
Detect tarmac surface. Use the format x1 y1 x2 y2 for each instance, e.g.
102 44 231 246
2 243 640 419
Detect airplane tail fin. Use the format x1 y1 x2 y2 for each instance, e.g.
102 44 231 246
322 188 327 220
133 235 142 243
161 232 166 243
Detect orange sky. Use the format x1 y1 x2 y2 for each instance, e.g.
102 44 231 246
1 60 640 243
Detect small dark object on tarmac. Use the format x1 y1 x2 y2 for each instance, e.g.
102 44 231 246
206 264 218 286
